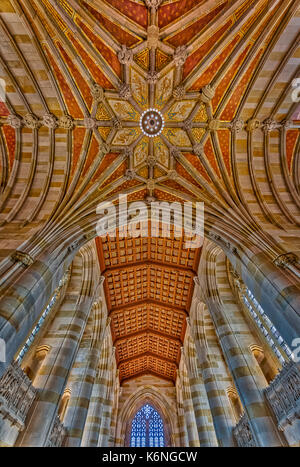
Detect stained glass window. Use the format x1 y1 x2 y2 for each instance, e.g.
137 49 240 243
130 403 165 447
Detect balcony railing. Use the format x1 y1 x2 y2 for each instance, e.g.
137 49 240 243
0 361 36 430
233 413 256 447
46 416 67 447
264 359 300 430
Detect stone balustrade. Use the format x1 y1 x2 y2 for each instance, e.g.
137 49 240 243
46 416 67 447
233 413 256 447
0 361 36 430
264 359 300 431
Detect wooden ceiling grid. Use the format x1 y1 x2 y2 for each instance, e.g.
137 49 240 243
96 231 201 383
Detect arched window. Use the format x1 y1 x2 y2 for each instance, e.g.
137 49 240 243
130 403 165 447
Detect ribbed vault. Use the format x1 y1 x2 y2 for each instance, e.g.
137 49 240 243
0 0 299 382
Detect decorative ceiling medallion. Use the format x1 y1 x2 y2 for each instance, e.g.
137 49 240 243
140 108 164 137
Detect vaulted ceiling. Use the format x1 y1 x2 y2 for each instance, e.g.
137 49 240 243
0 0 299 382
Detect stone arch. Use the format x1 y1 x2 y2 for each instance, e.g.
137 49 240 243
116 385 178 447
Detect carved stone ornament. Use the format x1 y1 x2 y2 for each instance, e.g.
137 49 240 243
84 117 97 129
193 142 204 156
91 83 104 103
42 113 58 129
173 85 185 100
117 45 133 65
59 114 74 130
118 83 131 100
23 113 40 129
199 85 215 103
273 252 299 269
7 114 22 129
11 250 34 267
173 46 188 67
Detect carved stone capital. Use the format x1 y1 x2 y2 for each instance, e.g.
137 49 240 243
118 45 133 65
199 85 215 103
262 118 279 133
84 117 97 129
147 25 159 48
11 250 34 267
230 118 244 133
273 252 299 269
42 113 58 129
59 114 74 130
7 114 22 129
246 118 260 132
173 85 185 100
193 142 204 156
91 83 104 103
146 70 159 84
173 46 188 67
193 276 201 287
118 83 131 100
23 113 40 129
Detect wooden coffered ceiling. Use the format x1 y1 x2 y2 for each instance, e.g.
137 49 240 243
96 232 200 382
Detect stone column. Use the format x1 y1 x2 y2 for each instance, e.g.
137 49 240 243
175 377 189 447
190 290 236 447
0 246 72 379
182 331 218 446
177 367 200 447
17 245 98 446
228 248 300 350
203 246 283 446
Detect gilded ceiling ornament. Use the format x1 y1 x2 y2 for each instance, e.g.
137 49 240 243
84 117 97 129
173 85 186 100
146 70 159 84
230 118 244 133
173 46 188 67
23 113 40 129
118 83 131 100
246 118 260 131
193 142 204 156
199 85 215 103
147 25 159 48
59 114 74 130
145 0 162 9
117 45 133 65
7 114 22 129
42 113 58 129
91 83 104 103
262 118 279 132
208 119 220 131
